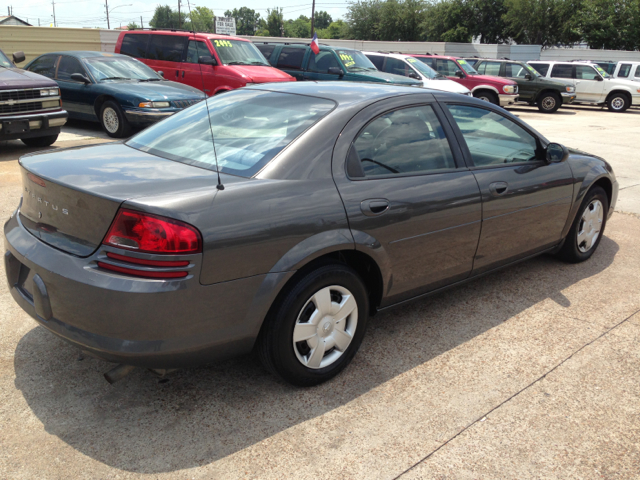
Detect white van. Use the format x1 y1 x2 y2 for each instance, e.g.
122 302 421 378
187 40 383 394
363 51 472 96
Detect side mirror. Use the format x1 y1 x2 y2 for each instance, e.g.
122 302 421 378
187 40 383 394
198 55 217 66
408 72 421 80
70 73 91 84
546 143 568 163
596 75 603 81
158 71 164 77
524 73 532 80
454 70 464 78
12 51 25 64
328 66 344 76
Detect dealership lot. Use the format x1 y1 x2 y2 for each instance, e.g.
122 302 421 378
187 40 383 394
1 105 639 479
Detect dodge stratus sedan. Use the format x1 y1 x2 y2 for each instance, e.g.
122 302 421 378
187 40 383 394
4 82 617 386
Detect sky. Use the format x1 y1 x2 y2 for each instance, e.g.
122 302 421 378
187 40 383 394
4 0 350 29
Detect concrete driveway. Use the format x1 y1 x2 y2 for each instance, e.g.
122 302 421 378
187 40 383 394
1 106 639 479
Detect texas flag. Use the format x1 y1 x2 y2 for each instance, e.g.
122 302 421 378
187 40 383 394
310 33 320 55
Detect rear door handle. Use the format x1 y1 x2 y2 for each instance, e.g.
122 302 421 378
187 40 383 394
361 199 390 216
489 182 509 196
182 70 185 78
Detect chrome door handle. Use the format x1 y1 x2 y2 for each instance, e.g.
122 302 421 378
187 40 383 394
489 182 509 196
361 199 390 216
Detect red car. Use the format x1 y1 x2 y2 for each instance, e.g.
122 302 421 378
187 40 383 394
115 30 295 96
408 54 519 107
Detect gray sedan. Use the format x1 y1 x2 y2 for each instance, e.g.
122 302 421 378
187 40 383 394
4 82 617 386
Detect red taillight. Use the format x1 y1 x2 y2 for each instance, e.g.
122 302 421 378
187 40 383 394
102 209 202 254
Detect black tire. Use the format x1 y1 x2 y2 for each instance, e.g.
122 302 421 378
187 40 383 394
607 92 630 112
258 263 369 387
557 186 608 263
474 90 499 105
100 100 132 138
20 134 58 147
537 92 561 113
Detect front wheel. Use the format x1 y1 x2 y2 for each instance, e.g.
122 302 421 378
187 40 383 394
537 92 561 113
557 186 608 263
474 91 498 105
607 93 630 112
100 100 132 138
21 134 58 147
258 263 369 386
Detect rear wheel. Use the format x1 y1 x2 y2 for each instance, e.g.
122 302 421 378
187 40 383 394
607 93 630 112
537 92 561 113
258 263 369 386
557 186 608 263
474 90 499 105
100 100 132 138
20 134 58 147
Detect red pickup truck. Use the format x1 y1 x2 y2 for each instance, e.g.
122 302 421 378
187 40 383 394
407 54 519 107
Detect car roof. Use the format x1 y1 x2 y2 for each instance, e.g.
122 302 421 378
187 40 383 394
255 43 354 52
38 51 131 59
362 51 410 59
408 54 456 60
464 57 522 64
122 30 249 42
244 81 437 106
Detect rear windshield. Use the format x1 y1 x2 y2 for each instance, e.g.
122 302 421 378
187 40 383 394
335 49 378 73
126 90 335 177
210 39 269 66
84 56 161 82
0 50 12 68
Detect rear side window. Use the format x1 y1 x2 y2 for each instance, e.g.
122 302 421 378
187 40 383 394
57 56 85 81
256 44 276 61
383 57 409 77
416 57 435 69
366 55 384 70
351 105 455 177
277 47 305 70
147 34 187 62
618 64 632 78
551 64 573 79
307 51 340 73
529 63 549 76
479 61 501 76
120 34 149 59
575 65 599 80
28 55 57 78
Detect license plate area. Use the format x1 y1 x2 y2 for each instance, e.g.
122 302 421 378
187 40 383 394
3 120 30 135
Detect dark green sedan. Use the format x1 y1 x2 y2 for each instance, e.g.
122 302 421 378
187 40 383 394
24 51 205 138
464 58 576 113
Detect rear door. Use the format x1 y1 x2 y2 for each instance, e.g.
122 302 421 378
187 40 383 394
442 102 574 274
146 34 188 82
331 94 482 305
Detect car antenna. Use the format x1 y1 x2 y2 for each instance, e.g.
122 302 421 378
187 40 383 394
186 0 224 190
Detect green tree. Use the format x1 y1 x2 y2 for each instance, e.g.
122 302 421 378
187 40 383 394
149 5 186 30
313 10 332 29
285 15 311 37
185 6 215 32
224 7 262 35
346 0 384 40
468 0 509 43
579 0 639 50
316 19 351 39
347 0 428 41
421 0 473 42
127 22 139 30
265 7 285 36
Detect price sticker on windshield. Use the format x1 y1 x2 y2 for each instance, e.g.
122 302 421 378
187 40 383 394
407 58 417 63
458 59 468 65
595 65 607 76
214 40 233 47
339 53 354 63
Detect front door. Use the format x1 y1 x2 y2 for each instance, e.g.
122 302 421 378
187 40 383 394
574 65 605 102
304 50 344 81
332 95 482 305
56 55 95 120
442 103 574 274
182 38 215 95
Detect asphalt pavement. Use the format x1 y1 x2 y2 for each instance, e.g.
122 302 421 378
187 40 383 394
0 105 639 479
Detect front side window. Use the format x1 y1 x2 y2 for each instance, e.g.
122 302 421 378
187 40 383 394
447 105 539 166
186 41 209 64
551 64 573 79
307 51 341 73
575 65 600 80
335 49 377 73
127 90 335 177
505 63 540 78
147 34 187 62
84 56 160 82
0 50 12 68
28 55 58 78
635 66 640 78
211 39 268 66
350 105 455 177
276 47 305 70
436 59 462 76
618 64 632 78
57 56 86 81
120 34 149 59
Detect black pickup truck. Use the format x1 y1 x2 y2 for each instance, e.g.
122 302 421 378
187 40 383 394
1 49 68 146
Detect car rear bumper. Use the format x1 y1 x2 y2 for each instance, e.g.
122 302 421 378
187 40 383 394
4 209 290 369
0 110 68 141
498 94 519 106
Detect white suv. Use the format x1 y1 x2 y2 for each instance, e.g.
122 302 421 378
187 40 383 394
613 61 640 83
528 60 640 112
363 51 472 96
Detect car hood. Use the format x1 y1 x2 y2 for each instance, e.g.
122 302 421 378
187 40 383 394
224 65 295 83
468 74 517 86
423 78 470 94
604 77 640 89
99 80 205 100
353 70 421 85
0 67 58 89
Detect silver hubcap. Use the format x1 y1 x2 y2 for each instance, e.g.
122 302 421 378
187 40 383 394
292 285 358 369
479 95 491 102
577 199 603 253
542 96 556 110
103 107 119 133
611 97 625 110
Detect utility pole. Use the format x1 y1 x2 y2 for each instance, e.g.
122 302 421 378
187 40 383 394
52 0 56 27
105 0 110 29
140 15 143 28
310 0 315 36
177 0 181 29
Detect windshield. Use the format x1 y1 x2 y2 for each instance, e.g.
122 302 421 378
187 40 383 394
457 59 478 75
84 56 161 81
126 90 335 177
406 57 439 79
336 49 377 72
210 39 269 66
0 50 12 68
